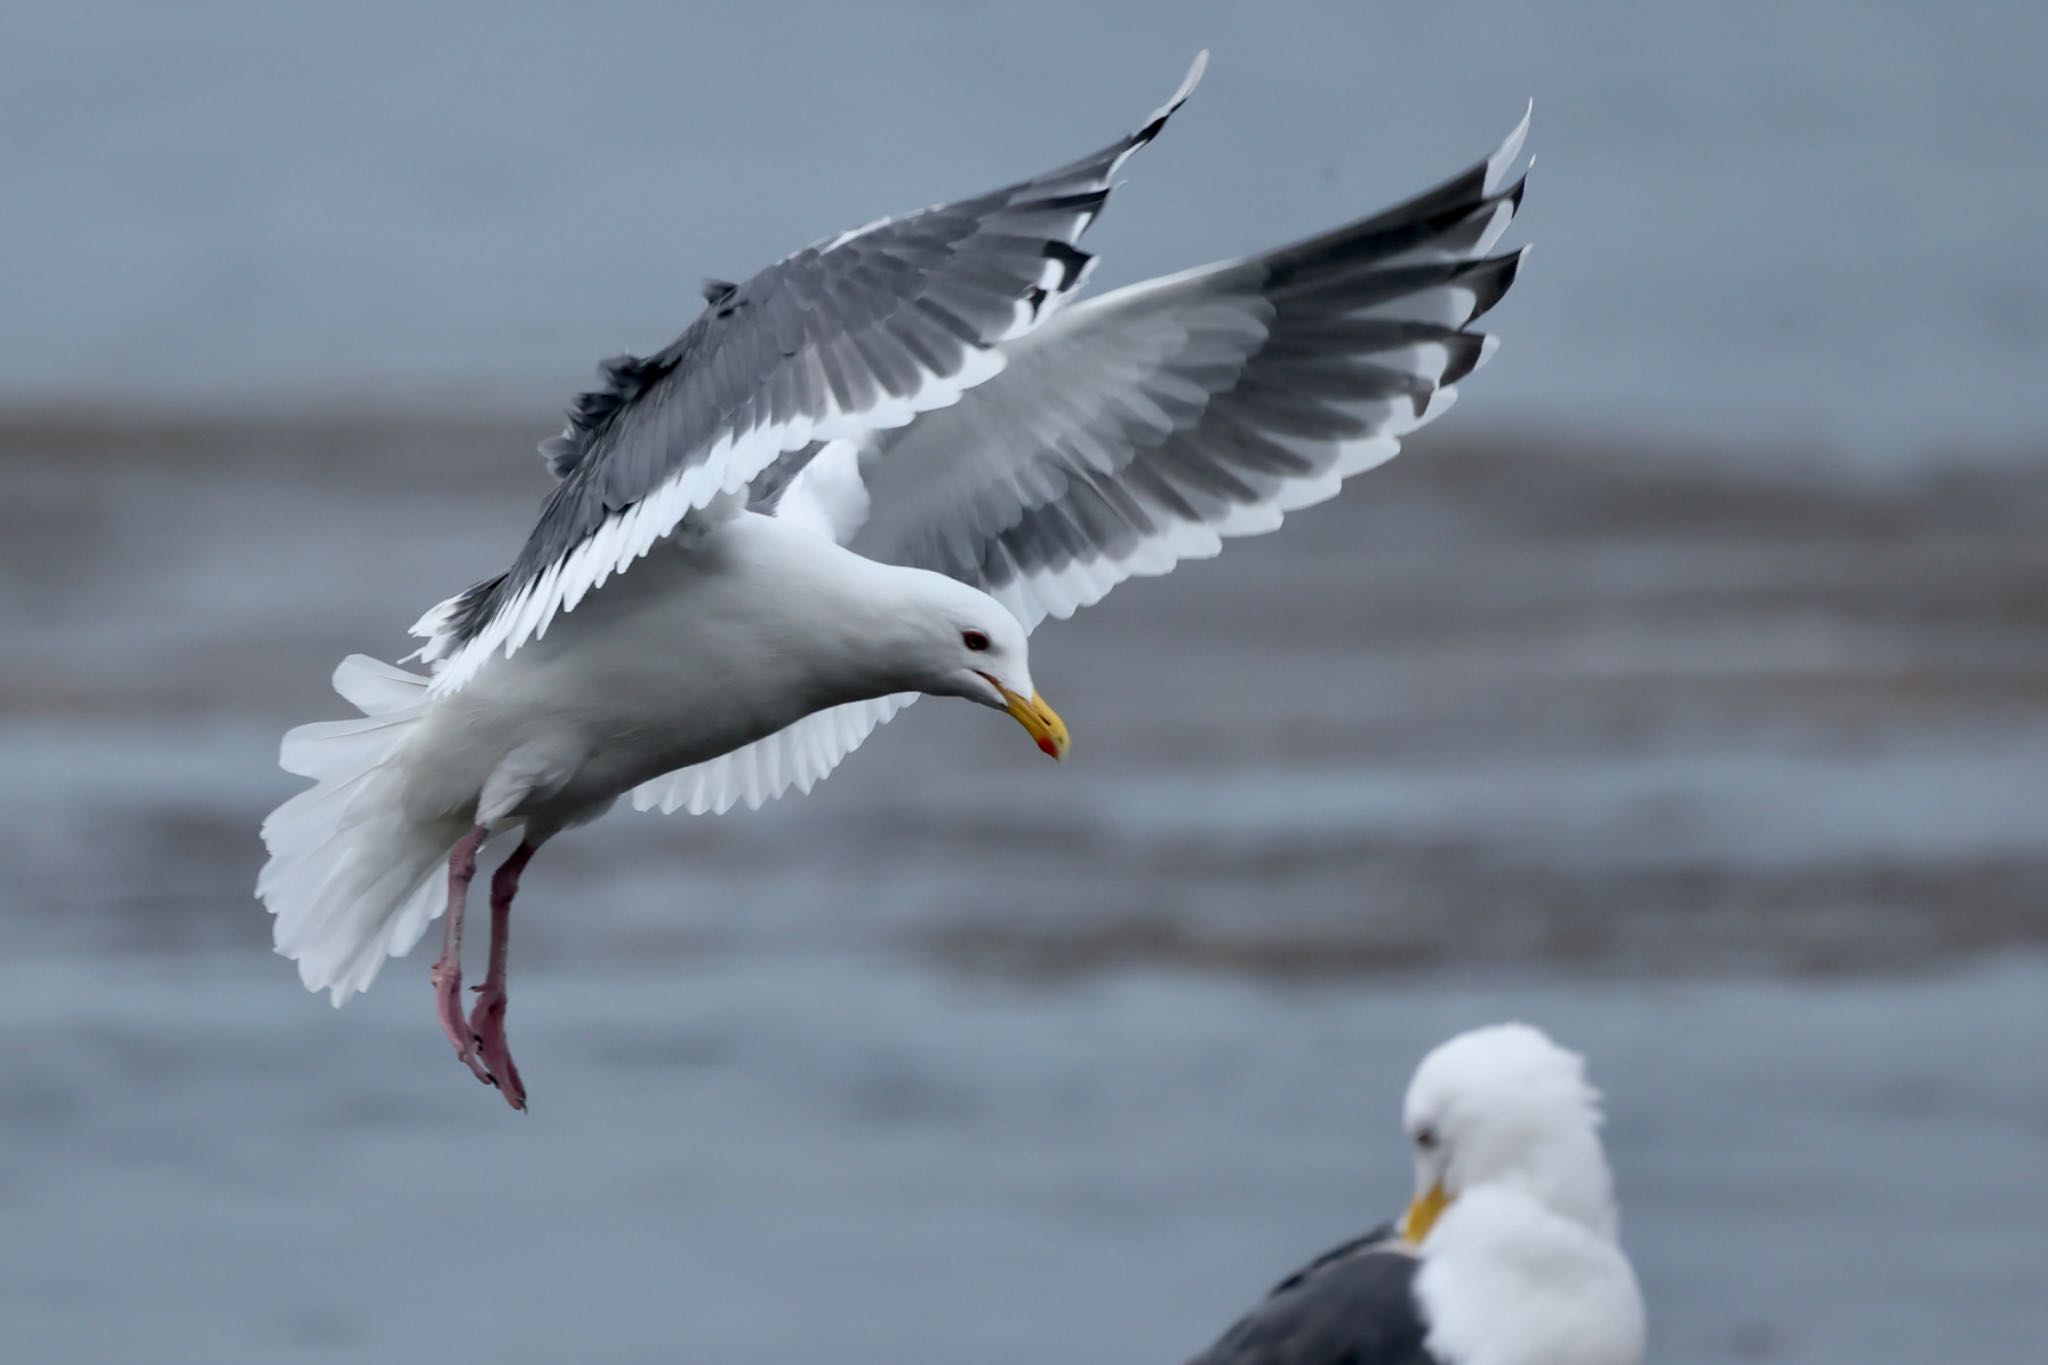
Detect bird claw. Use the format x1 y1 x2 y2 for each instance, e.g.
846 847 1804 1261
469 990 528 1112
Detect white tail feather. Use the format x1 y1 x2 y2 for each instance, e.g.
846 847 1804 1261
258 655 463 1004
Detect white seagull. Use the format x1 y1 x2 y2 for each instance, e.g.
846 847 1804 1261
1187 1024 1645 1365
257 53 1532 1109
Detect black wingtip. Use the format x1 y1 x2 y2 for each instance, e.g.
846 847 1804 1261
1134 50 1208 146
1438 332 1493 388
1042 240 1092 292
1495 171 1529 220
1017 187 1112 217
1462 247 1528 323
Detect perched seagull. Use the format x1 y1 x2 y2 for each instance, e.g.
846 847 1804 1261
1187 1024 1645 1365
257 52 1531 1109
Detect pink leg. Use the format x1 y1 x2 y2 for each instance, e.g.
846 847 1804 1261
429 826 493 1085
468 840 538 1112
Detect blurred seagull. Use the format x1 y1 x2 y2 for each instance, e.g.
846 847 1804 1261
257 52 1531 1109
1188 1024 1644 1365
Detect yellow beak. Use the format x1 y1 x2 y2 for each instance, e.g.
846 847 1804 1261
1401 1182 1452 1245
993 681 1070 760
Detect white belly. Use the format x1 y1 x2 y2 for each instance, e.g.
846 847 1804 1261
397 514 899 831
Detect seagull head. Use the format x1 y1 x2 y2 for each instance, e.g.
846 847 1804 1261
894 574 1069 760
1397 1022 1618 1247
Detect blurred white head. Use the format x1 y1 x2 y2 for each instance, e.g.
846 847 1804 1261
1396 1023 1644 1365
1398 1022 1618 1245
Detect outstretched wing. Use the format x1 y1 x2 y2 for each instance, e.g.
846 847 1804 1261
783 106 1531 632
634 108 1532 821
409 54 1208 694
631 694 914 817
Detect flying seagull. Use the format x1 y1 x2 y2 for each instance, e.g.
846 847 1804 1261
257 52 1531 1109
1187 1024 1645 1365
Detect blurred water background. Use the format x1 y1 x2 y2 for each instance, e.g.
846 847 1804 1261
3 4 2045 1363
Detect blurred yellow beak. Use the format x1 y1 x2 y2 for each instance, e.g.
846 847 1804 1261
1401 1182 1451 1245
993 681 1069 760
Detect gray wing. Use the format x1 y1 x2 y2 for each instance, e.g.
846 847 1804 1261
625 105 1531 823
1189 1230 1437 1365
778 107 1529 632
408 54 1208 693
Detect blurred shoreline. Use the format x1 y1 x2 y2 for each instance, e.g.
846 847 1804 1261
7 405 2045 982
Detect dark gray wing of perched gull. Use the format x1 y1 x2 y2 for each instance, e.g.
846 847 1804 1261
1188 1228 1437 1365
409 53 1210 693
630 100 1530 817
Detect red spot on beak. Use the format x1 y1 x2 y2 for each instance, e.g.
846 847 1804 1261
1036 736 1059 759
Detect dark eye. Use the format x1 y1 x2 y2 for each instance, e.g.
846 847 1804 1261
1414 1126 1439 1152
962 629 990 652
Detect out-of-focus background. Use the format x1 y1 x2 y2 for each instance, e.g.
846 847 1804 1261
4 4 2045 1362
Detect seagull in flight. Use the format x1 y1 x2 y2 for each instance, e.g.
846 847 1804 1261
258 53 1531 1109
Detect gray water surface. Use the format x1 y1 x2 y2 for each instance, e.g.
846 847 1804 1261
4 414 2046 1362
3 955 2044 1365
7 2 2048 455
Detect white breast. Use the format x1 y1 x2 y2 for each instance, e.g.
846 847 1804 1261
1416 1189 1646 1365
396 513 903 830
